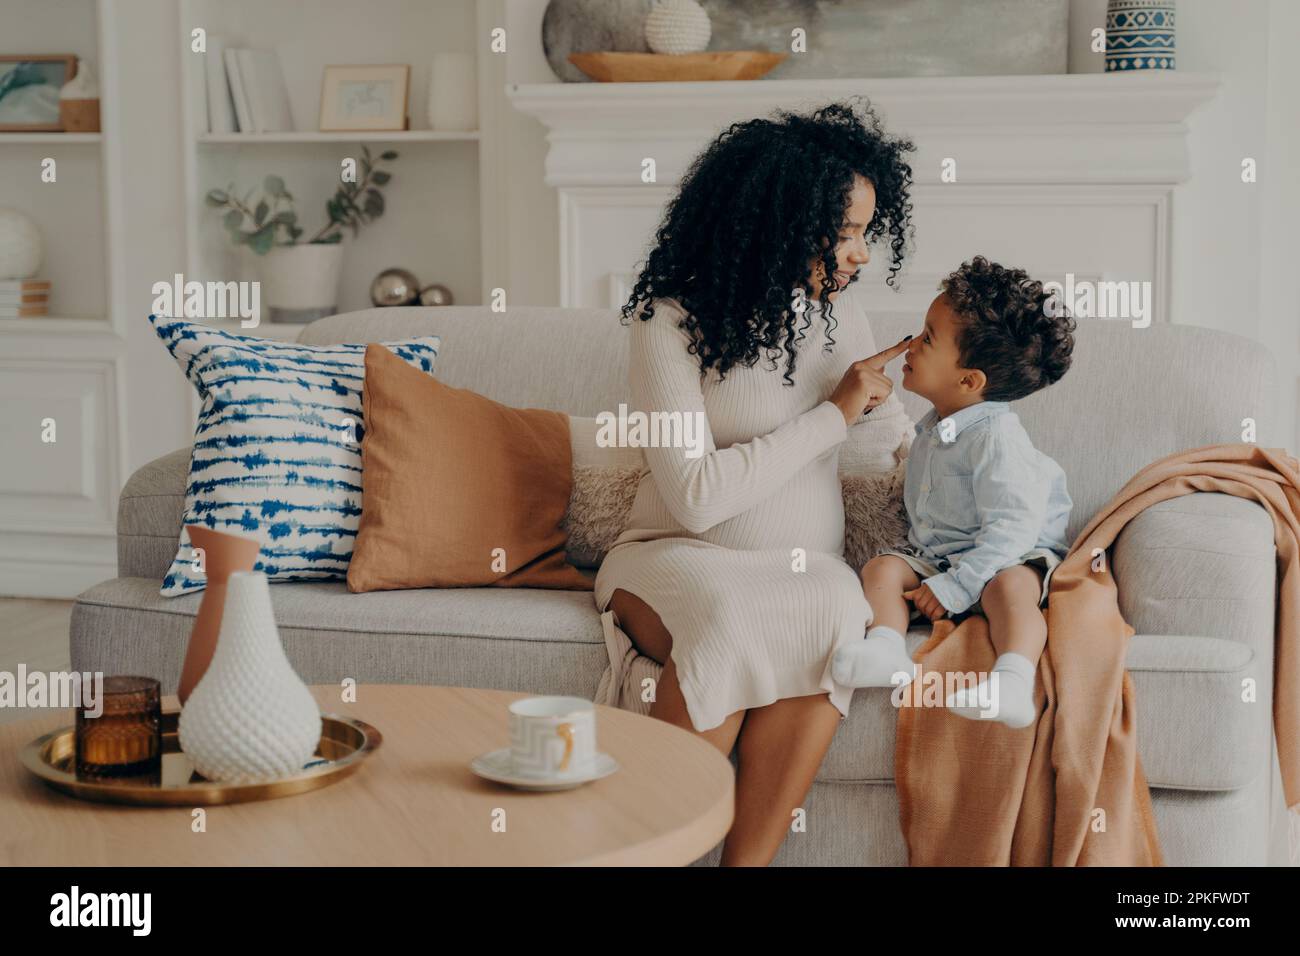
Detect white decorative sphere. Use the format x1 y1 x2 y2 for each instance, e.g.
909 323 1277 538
645 0 711 55
0 207 43 280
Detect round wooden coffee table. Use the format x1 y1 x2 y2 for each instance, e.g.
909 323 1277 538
0 684 735 866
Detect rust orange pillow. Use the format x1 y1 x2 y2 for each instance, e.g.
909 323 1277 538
348 343 594 592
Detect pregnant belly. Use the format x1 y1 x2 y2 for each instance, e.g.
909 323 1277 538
697 465 845 554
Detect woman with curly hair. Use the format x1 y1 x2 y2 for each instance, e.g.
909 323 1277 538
594 99 917 865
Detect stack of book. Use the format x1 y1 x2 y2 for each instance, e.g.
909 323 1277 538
205 40 294 134
0 279 51 318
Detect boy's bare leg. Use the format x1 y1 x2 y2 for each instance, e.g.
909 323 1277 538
858 554 920 634
832 555 921 687
981 564 1047 663
947 564 1045 728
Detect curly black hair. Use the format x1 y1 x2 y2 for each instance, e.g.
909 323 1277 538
939 256 1077 403
620 98 915 387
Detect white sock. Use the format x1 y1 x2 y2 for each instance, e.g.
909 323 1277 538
832 626 916 688
945 652 1037 729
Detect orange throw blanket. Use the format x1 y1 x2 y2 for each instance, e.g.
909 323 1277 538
895 444 1300 865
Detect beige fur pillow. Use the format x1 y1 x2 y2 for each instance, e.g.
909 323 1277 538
838 394 914 570
841 457 910 572
563 416 914 571
564 417 643 568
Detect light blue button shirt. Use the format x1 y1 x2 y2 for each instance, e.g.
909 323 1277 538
903 400 1072 614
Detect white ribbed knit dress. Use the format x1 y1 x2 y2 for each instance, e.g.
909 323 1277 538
593 285 912 732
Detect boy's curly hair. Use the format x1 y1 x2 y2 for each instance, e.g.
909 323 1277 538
940 256 1076 402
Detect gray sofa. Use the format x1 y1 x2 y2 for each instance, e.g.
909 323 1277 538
72 305 1292 866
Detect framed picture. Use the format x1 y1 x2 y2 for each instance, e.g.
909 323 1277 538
319 65 409 132
0 55 78 132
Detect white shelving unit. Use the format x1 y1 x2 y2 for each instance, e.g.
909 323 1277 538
0 5 117 333
0 0 123 326
0 317 110 335
176 0 487 323
197 130 480 145
0 0 128 597
1 132 103 145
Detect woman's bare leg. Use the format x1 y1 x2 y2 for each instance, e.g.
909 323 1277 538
609 588 745 757
721 692 843 866
610 588 844 866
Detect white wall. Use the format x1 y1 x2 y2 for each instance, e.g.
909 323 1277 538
1075 0 1296 444
499 0 561 306
1164 0 1288 446
1260 0 1300 451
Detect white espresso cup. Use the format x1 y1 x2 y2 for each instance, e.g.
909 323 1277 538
508 696 597 779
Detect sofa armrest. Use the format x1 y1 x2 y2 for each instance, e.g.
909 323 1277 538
1112 492 1276 666
117 447 190 579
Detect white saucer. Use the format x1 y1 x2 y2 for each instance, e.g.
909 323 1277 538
470 747 620 791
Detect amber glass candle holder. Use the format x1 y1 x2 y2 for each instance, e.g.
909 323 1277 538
75 676 162 779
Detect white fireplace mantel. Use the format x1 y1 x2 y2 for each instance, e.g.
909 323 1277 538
509 73 1220 186
507 73 1220 314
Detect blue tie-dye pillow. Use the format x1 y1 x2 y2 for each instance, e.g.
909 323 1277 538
150 316 441 596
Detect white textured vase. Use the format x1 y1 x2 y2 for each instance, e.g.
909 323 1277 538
644 0 711 55
179 571 321 783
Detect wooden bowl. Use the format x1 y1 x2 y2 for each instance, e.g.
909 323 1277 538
567 51 787 83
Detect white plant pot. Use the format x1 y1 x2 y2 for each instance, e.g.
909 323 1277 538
178 570 322 783
259 243 345 324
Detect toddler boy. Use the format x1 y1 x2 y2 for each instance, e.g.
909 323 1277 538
832 256 1076 729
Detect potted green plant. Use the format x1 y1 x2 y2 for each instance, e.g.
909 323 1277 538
205 146 396 323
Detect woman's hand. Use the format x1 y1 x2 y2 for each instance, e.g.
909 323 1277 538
829 336 912 426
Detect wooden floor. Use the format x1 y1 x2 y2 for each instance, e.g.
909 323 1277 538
0 597 73 726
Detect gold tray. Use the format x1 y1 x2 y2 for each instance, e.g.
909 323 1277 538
20 710 382 806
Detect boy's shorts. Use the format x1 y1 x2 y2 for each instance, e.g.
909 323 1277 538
876 544 1062 618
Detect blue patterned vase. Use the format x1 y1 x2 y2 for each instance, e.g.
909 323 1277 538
1106 0 1176 71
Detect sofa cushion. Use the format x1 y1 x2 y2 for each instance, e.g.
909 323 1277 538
72 578 607 700
349 344 592 592
71 578 1269 792
148 316 441 596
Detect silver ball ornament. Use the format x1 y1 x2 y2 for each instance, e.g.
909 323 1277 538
369 268 421 307
417 283 454 306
